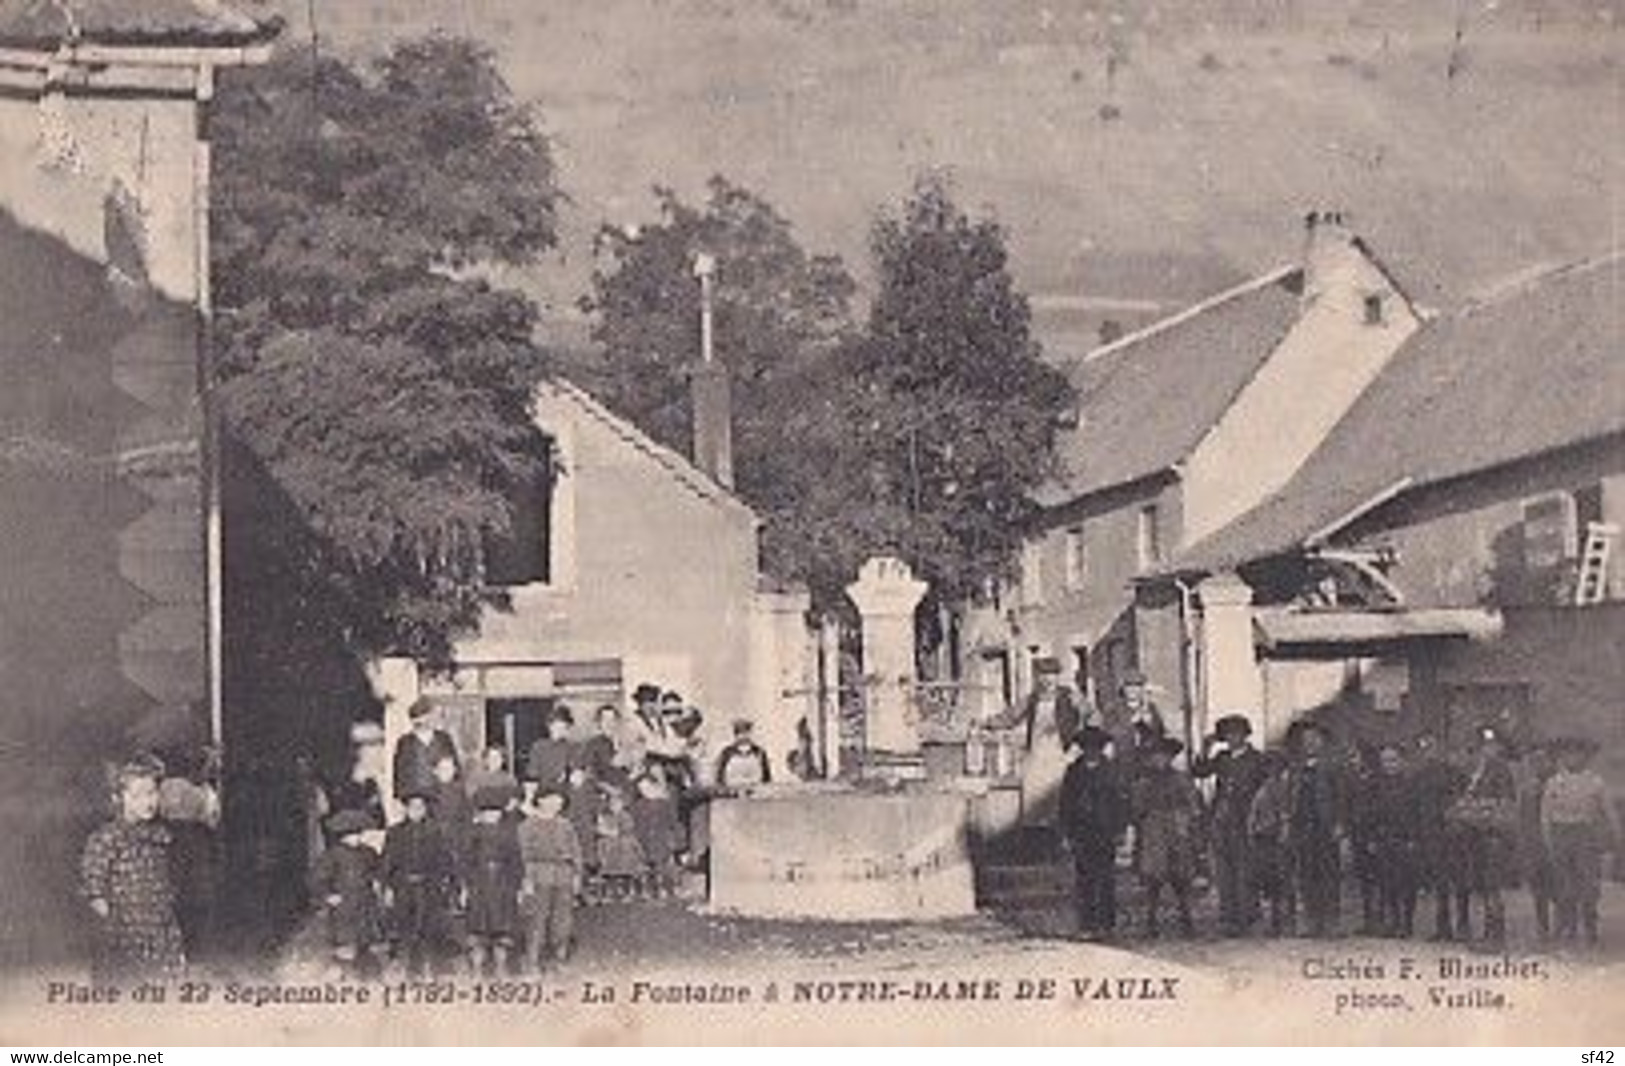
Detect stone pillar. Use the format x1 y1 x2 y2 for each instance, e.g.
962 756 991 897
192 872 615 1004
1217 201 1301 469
1197 573 1264 740
817 616 843 777
746 587 813 774
846 557 929 758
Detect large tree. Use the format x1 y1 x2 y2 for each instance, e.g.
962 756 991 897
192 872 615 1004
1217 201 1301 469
829 176 1075 607
212 36 562 669
580 176 857 520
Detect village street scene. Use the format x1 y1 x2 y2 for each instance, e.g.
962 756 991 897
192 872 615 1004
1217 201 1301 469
1 0 1622 1044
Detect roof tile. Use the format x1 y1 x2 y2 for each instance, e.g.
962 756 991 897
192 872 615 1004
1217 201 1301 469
1168 251 1625 575
1036 265 1304 506
0 0 279 49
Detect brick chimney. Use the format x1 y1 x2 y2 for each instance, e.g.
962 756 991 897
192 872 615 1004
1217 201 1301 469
689 251 734 488
692 361 735 489
1301 209 1363 306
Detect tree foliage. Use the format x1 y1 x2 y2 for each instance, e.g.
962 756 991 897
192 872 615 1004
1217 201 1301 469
777 177 1075 609
212 36 561 665
586 175 1072 618
581 176 856 516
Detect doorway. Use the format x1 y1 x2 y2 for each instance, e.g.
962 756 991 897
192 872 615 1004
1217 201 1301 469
485 697 556 778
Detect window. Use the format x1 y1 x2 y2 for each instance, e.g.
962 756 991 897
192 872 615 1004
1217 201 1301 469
1020 540 1045 606
1063 525 1088 591
1363 293 1385 326
484 440 554 586
1520 493 1576 571
1137 504 1164 570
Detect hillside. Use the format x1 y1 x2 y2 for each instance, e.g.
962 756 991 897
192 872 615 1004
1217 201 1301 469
241 0 1623 354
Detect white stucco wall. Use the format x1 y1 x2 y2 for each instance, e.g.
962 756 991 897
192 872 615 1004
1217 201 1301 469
0 68 204 305
1182 230 1420 547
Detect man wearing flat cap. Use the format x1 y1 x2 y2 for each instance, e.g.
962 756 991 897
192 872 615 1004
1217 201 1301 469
1193 713 1270 936
393 698 461 804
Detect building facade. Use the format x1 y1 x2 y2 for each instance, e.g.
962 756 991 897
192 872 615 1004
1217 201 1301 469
369 378 813 795
1158 252 1624 782
961 213 1420 745
0 0 276 968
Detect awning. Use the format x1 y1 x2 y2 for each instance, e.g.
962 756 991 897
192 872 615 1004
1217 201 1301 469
1254 607 1504 652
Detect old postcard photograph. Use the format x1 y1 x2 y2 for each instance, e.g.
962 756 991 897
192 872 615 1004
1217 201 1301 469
0 0 1621 1047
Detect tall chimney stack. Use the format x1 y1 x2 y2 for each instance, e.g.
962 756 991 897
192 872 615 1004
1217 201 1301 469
1301 209 1361 307
691 252 734 489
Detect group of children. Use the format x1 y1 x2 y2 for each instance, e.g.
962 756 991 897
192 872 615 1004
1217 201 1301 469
312 779 585 978
1057 715 1620 947
308 695 703 978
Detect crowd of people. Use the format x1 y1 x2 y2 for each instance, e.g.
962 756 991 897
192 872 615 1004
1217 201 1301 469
302 685 776 979
74 675 1620 983
77 683 781 983
1053 711 1621 949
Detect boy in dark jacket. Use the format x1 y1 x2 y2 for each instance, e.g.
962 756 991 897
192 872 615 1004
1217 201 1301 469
632 762 684 898
382 789 458 977
311 809 383 978
1363 745 1422 937
1057 727 1129 940
519 790 583 971
1130 736 1204 939
1284 720 1347 939
525 707 578 801
464 785 524 976
1412 733 1465 940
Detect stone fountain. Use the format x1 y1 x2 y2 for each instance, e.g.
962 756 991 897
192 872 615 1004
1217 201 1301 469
707 557 982 921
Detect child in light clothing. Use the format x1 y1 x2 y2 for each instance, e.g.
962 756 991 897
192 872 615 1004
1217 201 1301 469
1542 736 1621 945
519 790 582 971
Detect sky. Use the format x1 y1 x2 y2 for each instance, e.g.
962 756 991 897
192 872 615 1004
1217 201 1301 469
248 0 1623 352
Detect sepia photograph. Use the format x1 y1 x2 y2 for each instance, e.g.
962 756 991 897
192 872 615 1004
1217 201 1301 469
0 0 1621 1047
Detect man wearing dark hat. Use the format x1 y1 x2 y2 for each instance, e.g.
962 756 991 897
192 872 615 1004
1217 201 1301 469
1541 735 1620 945
393 698 461 803
382 786 459 977
1449 726 1518 945
1283 719 1348 938
1193 713 1270 936
1058 726 1130 940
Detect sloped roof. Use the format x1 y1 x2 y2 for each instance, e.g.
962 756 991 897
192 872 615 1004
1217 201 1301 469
1166 251 1625 576
541 377 758 527
1035 265 1304 506
0 0 279 48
